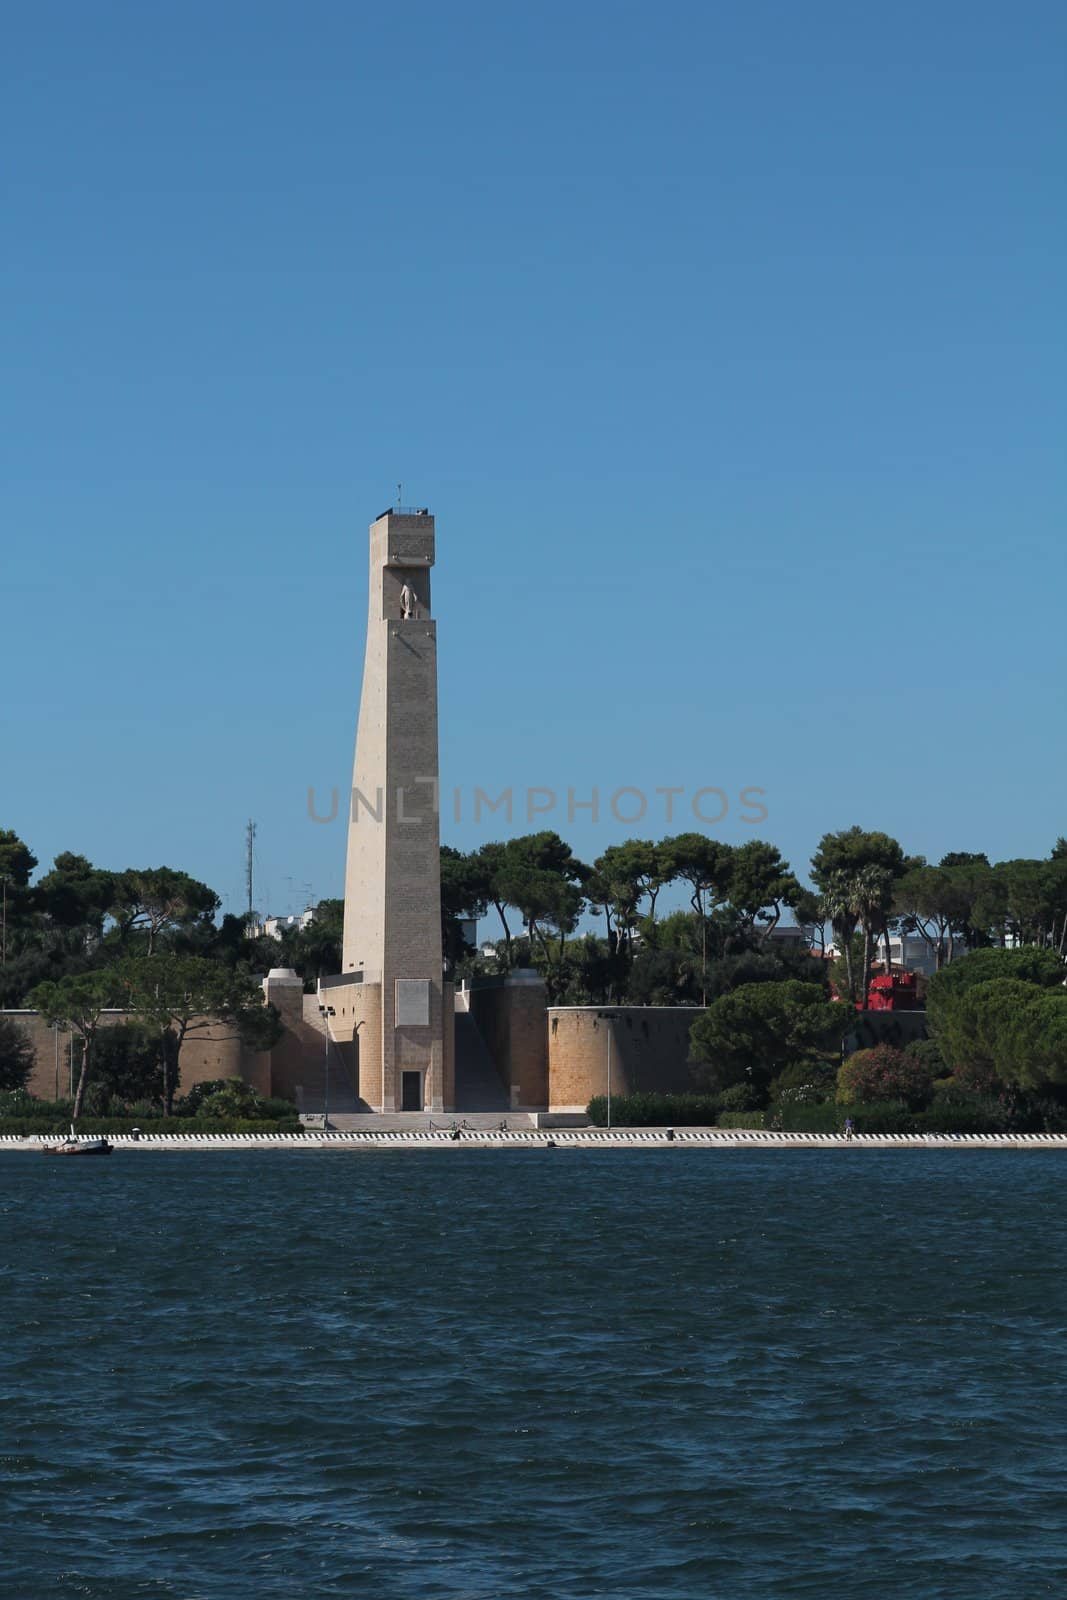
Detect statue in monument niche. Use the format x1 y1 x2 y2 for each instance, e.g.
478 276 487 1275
400 583 416 620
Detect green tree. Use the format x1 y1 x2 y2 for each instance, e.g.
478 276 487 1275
690 980 849 1092
109 867 220 955
439 848 490 972
828 931 864 1004
590 840 667 958
0 829 38 888
192 911 285 978
91 1021 165 1108
707 942 831 1000
490 833 589 969
284 899 344 986
725 840 801 945
659 834 735 1003
926 947 1066 1083
894 864 959 969
0 1014 35 1092
0 829 39 968
29 969 120 1118
628 910 711 1005
977 855 1067 950
934 853 995 950
473 842 519 965
811 828 906 1006
116 955 282 1114
791 887 826 954
34 852 115 951
817 870 861 1003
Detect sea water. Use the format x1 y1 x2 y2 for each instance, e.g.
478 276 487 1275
2 1149 1065 1599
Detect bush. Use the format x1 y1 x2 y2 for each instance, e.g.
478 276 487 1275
0 1088 61 1117
717 1082 765 1113
772 1101 851 1133
944 1058 1001 1095
0 1117 304 1136
175 1079 297 1121
837 1045 935 1107
717 1111 766 1129
916 1089 1011 1135
771 1100 916 1134
905 1037 947 1075
769 1060 837 1107
586 1093 721 1127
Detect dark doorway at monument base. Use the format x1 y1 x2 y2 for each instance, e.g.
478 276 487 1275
401 1071 423 1112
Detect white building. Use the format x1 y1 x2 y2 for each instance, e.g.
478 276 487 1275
250 907 318 941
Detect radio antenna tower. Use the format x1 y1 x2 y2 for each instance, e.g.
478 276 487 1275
245 820 256 918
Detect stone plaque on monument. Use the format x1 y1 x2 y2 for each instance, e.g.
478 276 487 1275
395 978 431 1027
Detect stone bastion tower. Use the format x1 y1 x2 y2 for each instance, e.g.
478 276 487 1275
327 507 453 1113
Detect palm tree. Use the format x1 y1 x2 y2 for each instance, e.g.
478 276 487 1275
819 869 860 1004
821 865 896 1007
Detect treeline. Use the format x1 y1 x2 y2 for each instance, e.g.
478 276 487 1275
595 946 1067 1131
0 834 344 1008
442 826 1067 1006
2 822 1065 1118
0 834 297 1116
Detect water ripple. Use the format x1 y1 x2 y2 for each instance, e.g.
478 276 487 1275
2 1150 1065 1597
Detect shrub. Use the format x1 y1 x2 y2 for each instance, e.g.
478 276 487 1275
769 1100 917 1134
717 1081 765 1113
772 1101 848 1133
917 1088 1011 1135
769 1060 837 1107
586 1093 721 1127
175 1079 297 1120
945 1057 1002 1095
905 1037 947 1075
717 1111 766 1129
0 1116 303 1136
0 1088 53 1117
837 1045 935 1107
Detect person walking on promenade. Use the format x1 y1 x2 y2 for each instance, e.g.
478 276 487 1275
843 1116 855 1142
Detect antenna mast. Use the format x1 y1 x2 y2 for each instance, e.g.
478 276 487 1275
245 820 256 918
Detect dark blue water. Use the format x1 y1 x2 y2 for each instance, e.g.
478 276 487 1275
2 1151 1065 1599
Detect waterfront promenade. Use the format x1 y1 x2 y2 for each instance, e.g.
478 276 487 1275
6 1129 1067 1151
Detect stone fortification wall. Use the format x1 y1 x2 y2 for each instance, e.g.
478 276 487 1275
3 1009 269 1102
547 1007 703 1110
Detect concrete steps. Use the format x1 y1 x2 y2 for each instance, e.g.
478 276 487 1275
291 1044 365 1116
453 1012 509 1112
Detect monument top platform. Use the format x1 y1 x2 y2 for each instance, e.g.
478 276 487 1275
375 505 432 521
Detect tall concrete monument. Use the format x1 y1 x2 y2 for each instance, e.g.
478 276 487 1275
333 508 451 1113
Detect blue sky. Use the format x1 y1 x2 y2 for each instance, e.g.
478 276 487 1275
3 0 1064 917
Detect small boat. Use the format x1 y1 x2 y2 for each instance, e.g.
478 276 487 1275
42 1135 113 1157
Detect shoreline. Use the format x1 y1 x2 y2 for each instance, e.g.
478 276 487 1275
5 1129 1067 1152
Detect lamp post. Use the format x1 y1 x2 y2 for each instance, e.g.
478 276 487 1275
599 1011 614 1131
318 1003 336 1130
607 1022 613 1131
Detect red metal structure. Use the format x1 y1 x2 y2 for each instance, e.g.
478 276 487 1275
864 972 921 1012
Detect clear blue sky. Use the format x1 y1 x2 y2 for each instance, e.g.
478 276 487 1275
3 0 1064 917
